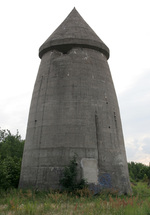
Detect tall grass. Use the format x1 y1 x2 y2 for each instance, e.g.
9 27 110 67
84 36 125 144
0 182 150 215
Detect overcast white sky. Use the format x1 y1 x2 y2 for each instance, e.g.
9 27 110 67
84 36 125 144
0 0 150 165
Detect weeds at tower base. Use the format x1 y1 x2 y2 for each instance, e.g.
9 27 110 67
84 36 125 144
0 183 150 215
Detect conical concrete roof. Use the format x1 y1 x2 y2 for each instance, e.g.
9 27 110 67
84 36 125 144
39 8 109 59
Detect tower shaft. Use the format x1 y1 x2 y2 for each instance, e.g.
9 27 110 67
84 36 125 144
19 8 131 194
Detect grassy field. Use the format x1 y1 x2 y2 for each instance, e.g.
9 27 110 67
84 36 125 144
0 182 150 215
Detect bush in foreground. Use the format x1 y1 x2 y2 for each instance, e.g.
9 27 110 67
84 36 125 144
59 155 88 193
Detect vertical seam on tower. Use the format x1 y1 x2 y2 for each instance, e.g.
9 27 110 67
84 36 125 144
95 111 99 162
33 75 43 139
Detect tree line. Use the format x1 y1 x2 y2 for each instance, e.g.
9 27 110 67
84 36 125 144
128 161 150 183
0 129 150 190
0 129 24 189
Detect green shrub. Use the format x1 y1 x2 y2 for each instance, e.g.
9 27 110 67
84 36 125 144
59 155 87 192
0 129 24 190
143 174 148 182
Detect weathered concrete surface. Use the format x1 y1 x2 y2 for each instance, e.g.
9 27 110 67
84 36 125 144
81 158 98 184
19 8 131 194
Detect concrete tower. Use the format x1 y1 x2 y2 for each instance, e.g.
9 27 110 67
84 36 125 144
19 8 131 194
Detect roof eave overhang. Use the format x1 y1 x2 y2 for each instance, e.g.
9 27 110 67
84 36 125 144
39 38 110 59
